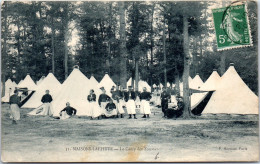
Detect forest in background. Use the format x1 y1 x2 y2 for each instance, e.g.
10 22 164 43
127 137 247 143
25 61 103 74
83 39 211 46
1 1 258 95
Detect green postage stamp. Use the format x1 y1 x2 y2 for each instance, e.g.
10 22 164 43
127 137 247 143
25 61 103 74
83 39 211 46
212 4 252 50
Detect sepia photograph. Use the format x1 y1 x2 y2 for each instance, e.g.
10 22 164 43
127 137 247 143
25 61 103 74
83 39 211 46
1 0 259 162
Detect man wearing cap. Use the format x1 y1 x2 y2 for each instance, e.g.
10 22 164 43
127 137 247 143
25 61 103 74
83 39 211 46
112 85 125 118
9 90 21 124
98 87 111 117
126 86 137 119
165 96 184 118
33 90 54 116
161 87 171 118
59 102 77 118
140 87 152 118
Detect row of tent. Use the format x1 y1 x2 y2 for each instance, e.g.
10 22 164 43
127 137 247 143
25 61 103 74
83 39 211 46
190 64 258 114
1 64 258 115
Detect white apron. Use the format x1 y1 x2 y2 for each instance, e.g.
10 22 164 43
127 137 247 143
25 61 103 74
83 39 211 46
126 99 136 114
100 102 108 115
10 104 20 121
89 102 102 118
140 100 151 114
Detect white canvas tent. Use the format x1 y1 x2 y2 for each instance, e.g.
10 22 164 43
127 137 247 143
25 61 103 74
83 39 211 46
22 73 61 108
127 78 151 92
1 79 17 102
98 73 116 96
52 68 92 116
190 74 204 90
36 76 46 86
90 75 99 86
191 71 221 110
203 65 258 114
200 70 221 91
17 74 37 90
18 80 23 86
88 76 102 97
138 80 151 92
179 76 193 96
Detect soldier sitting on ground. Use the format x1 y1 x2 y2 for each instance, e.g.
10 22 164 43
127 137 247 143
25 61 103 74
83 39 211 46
165 96 184 119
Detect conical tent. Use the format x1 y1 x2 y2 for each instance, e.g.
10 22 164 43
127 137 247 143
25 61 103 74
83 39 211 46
52 68 91 116
88 76 102 97
126 78 151 92
17 74 37 90
1 79 17 102
90 76 99 86
127 78 132 88
36 76 46 86
191 71 220 110
18 80 23 86
179 76 193 96
190 74 204 90
200 70 221 91
98 73 116 96
22 73 61 108
138 80 151 92
13 81 17 86
203 65 258 114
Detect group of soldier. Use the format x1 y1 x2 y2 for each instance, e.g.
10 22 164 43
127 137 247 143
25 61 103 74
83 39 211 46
8 84 184 124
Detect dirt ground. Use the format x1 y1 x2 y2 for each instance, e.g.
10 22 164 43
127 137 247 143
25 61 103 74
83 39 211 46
1 103 259 162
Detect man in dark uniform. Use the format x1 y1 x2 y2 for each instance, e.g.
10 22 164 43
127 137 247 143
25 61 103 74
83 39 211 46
41 90 53 103
60 102 77 116
112 85 121 103
112 85 124 118
9 90 21 124
140 87 152 118
165 96 184 118
39 90 53 116
98 87 111 117
126 86 137 119
161 87 171 118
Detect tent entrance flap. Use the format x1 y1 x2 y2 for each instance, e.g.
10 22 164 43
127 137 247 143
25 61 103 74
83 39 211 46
191 91 214 115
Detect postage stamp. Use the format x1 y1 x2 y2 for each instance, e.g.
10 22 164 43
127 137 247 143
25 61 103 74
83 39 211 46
212 3 253 51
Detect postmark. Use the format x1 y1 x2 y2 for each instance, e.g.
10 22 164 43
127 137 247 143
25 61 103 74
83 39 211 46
212 2 253 51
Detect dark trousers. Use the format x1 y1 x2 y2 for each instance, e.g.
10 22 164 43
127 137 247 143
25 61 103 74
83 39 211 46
161 100 168 114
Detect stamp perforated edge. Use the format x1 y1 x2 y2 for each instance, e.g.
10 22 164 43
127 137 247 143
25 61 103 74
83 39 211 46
211 2 253 51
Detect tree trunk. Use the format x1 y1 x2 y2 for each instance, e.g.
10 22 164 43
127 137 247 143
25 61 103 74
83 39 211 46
64 26 69 79
220 53 226 75
119 1 127 89
182 15 191 118
163 18 167 87
1 2 8 97
51 17 55 74
150 3 155 91
17 22 21 57
135 60 139 91
131 59 135 88
175 67 180 96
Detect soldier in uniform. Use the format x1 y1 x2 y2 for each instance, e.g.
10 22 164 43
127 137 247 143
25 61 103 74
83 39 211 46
98 87 111 117
59 102 77 119
165 96 184 118
140 87 152 118
112 85 124 118
33 90 54 116
9 90 21 124
161 87 171 118
88 89 102 119
126 86 137 119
